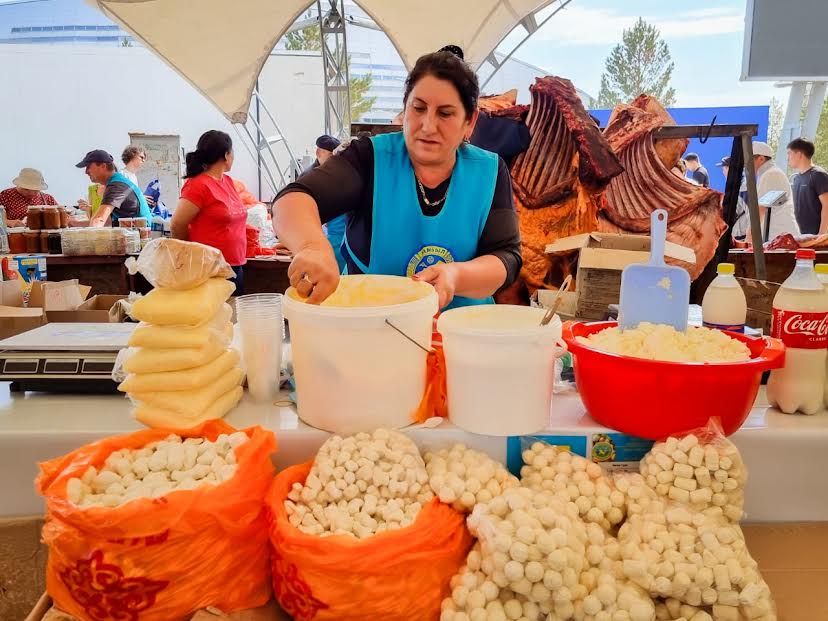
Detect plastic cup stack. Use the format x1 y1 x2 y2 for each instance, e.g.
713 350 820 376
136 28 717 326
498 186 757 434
235 293 283 402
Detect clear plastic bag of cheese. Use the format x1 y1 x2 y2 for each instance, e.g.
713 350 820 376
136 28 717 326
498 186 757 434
126 238 234 290
35 420 277 621
639 418 747 523
266 459 473 621
616 494 778 620
116 275 243 428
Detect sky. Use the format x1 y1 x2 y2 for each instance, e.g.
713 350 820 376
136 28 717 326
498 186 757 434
503 0 786 108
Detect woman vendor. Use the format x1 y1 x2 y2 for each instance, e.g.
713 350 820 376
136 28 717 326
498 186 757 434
273 50 522 309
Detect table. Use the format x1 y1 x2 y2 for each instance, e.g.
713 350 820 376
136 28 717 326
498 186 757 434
2 385 826 521
729 249 828 283
43 255 291 296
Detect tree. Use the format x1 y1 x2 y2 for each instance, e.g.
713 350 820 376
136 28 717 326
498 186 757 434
813 97 828 169
284 24 321 52
350 72 376 121
283 23 375 121
596 18 676 109
767 96 785 156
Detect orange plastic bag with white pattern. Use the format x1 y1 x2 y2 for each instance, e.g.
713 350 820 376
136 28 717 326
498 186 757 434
35 420 276 621
266 461 473 621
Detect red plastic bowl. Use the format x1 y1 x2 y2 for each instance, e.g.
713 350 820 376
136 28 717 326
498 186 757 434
562 321 786 439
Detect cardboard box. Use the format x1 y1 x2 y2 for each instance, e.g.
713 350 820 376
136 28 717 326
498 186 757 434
1 255 47 305
1 516 47 621
545 233 696 320
46 294 128 323
25 597 289 621
0 280 44 339
738 278 781 335
28 280 91 312
743 522 828 621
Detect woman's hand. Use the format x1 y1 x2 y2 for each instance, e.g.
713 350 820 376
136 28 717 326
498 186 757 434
413 262 459 309
288 242 340 304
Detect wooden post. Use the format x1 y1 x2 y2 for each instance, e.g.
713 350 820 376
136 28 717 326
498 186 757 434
741 134 767 281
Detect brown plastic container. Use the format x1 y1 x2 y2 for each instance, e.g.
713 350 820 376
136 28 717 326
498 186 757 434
24 231 40 253
59 208 70 228
39 231 50 254
26 206 43 230
42 207 61 229
8 229 26 254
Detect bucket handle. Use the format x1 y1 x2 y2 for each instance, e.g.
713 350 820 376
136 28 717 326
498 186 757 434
385 318 434 354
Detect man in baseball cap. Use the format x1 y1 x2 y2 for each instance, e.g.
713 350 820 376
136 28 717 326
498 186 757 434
76 148 150 226
315 134 341 164
750 141 800 241
75 149 115 169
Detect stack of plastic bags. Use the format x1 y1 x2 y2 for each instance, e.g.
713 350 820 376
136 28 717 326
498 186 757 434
119 239 243 428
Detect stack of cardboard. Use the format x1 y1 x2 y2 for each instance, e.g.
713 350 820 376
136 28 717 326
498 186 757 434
543 233 696 320
0 280 127 339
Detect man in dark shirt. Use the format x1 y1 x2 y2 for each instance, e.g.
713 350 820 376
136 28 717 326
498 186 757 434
76 149 146 226
787 137 828 235
684 153 710 187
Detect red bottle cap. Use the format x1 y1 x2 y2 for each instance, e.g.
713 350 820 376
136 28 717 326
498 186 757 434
795 249 816 260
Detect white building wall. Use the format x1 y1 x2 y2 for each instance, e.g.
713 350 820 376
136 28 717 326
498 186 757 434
0 44 325 206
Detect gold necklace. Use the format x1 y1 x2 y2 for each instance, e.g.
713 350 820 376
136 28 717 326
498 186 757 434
416 177 448 207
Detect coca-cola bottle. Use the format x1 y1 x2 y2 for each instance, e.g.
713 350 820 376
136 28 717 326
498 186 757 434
767 249 828 415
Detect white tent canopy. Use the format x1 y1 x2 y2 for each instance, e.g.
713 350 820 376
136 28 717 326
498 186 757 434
89 0 552 122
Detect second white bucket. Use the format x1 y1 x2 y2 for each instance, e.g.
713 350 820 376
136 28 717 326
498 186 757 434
437 305 565 436
283 275 438 434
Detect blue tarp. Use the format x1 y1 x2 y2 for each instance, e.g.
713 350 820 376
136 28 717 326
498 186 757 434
590 106 770 193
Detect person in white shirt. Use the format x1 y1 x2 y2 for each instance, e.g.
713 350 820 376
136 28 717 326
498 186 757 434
751 141 800 242
121 145 146 186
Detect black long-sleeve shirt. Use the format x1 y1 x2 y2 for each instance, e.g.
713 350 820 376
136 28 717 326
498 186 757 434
276 136 522 289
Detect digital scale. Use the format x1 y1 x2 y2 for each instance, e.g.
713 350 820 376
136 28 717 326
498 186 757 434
0 323 135 393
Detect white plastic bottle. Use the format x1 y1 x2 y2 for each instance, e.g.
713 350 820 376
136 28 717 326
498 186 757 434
702 263 747 332
817 264 828 407
767 250 828 415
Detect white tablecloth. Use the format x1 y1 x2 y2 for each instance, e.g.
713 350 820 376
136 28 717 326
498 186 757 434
1 384 826 520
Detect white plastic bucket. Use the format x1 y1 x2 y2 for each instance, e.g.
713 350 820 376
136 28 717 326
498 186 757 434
283 275 438 434
437 305 565 436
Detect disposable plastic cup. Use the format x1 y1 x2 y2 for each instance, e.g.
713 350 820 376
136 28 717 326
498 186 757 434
236 294 283 402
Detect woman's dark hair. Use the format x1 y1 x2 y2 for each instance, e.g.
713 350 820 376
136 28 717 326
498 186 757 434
184 130 232 178
403 50 479 119
121 145 145 165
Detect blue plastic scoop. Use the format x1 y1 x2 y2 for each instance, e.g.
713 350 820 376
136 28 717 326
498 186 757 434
618 209 690 331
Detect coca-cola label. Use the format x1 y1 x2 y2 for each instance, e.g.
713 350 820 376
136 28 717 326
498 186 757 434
771 308 828 348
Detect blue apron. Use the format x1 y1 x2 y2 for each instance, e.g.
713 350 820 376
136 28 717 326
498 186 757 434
344 132 498 309
106 172 152 224
325 213 348 274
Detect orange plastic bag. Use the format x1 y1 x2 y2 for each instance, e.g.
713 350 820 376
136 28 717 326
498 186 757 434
266 461 473 621
36 420 277 621
413 347 448 423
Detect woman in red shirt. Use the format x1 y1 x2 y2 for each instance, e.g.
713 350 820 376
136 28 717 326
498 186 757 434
172 130 248 294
